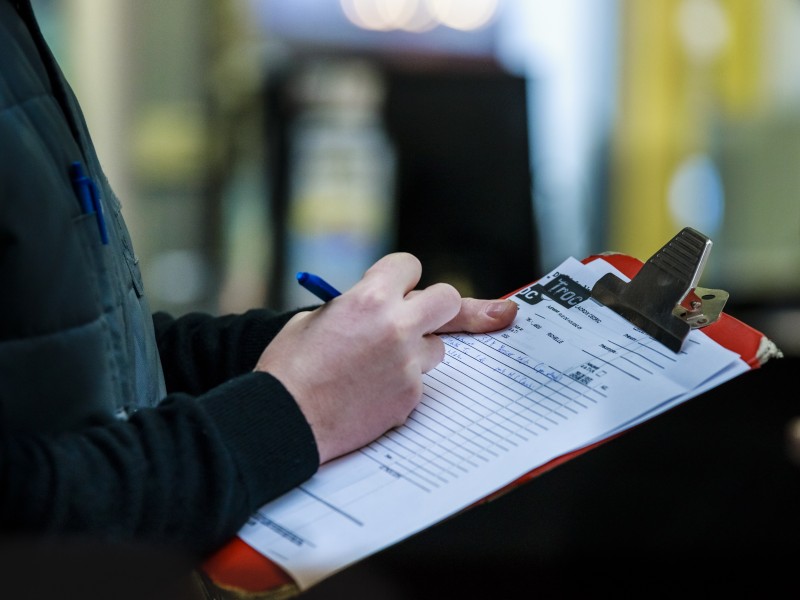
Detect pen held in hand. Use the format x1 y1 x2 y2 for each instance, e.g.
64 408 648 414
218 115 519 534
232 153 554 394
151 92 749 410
296 272 342 303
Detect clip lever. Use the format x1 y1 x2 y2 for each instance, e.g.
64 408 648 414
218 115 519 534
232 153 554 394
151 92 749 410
590 227 729 352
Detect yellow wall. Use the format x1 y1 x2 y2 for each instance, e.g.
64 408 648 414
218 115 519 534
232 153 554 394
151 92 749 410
610 0 762 259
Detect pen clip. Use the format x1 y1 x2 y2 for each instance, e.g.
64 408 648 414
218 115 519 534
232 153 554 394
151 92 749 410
69 161 109 245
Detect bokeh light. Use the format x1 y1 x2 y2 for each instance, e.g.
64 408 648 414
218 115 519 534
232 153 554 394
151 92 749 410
341 0 498 32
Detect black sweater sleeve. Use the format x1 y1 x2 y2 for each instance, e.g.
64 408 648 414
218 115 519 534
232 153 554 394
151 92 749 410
152 307 314 395
0 311 320 559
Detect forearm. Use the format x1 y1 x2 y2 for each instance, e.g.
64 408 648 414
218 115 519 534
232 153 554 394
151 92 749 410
0 372 318 559
153 308 313 395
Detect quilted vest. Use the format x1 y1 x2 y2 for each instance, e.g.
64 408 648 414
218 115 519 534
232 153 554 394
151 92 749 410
0 0 165 432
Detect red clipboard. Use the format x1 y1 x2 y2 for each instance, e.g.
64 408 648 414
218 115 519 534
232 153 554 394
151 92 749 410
197 249 779 599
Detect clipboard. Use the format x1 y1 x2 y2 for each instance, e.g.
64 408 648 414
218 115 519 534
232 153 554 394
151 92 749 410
196 228 782 599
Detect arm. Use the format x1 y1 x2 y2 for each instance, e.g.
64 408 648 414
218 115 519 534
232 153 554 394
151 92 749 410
153 308 312 395
0 373 319 559
1 254 514 558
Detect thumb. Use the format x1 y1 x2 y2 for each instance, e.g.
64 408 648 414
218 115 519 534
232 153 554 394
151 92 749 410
435 298 518 334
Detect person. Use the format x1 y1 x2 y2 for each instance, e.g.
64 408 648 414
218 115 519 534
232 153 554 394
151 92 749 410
0 0 519 565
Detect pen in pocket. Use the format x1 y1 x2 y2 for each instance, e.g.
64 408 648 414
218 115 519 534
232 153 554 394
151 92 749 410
69 161 109 245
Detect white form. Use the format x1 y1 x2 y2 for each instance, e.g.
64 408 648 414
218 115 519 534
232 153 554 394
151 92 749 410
238 257 750 590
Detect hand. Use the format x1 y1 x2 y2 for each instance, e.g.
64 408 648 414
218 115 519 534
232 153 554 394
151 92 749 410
254 252 518 464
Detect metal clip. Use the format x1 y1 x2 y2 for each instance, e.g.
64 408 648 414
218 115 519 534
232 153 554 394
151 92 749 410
590 227 729 352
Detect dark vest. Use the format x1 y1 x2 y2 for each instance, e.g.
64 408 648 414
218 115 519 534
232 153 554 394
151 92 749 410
0 0 165 432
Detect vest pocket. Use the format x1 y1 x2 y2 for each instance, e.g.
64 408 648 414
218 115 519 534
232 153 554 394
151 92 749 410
111 201 145 298
72 211 115 311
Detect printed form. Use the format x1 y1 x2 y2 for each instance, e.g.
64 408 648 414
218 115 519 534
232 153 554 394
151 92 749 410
238 257 749 589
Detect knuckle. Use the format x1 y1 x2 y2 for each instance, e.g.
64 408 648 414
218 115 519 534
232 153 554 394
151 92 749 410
354 284 391 311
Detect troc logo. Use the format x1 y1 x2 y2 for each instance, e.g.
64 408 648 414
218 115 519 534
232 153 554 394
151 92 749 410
515 274 590 309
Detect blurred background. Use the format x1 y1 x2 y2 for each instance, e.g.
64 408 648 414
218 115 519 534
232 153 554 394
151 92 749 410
30 0 800 595
32 0 800 357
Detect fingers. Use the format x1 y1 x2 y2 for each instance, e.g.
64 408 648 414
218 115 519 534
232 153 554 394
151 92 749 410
356 253 462 335
403 282 461 335
435 298 518 334
359 252 422 297
337 252 516 364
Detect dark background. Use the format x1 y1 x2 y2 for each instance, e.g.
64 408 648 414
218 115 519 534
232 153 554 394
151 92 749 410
264 59 539 309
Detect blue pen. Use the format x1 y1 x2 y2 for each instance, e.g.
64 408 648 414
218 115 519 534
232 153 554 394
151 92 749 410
296 272 342 302
69 161 109 245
